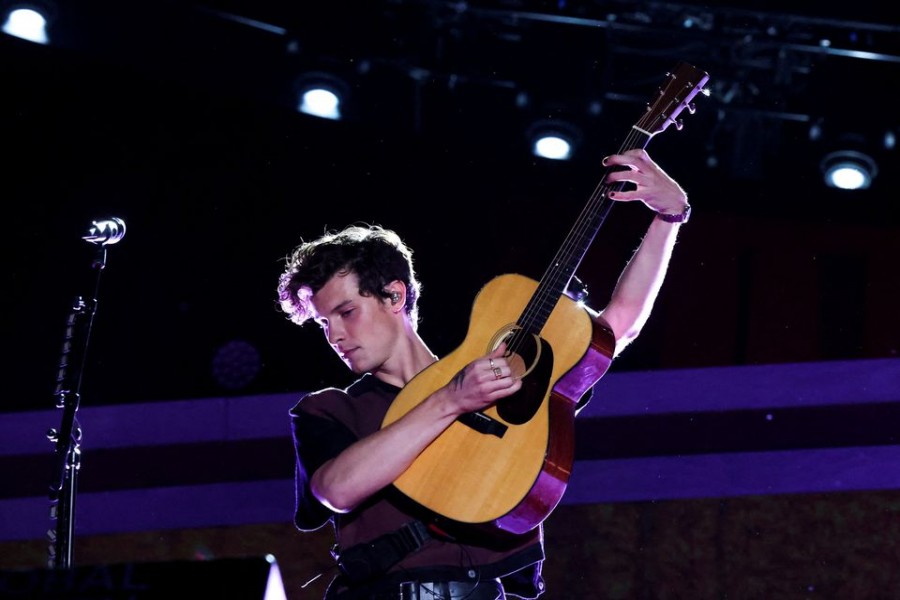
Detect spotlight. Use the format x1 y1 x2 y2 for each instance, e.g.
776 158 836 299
534 135 572 160
1 2 55 45
294 72 348 121
526 119 582 161
820 150 877 190
299 88 341 120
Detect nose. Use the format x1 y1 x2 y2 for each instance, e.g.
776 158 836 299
326 321 344 347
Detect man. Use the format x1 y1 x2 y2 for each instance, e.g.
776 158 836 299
276 148 691 599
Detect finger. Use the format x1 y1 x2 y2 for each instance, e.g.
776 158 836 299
490 376 523 399
487 357 504 380
607 190 643 203
605 170 644 189
602 154 630 167
604 149 648 166
489 342 508 359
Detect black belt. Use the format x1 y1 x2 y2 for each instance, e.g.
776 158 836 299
369 578 504 600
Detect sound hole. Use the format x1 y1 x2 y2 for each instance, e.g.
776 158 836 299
496 333 553 425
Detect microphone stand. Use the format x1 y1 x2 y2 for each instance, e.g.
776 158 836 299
47 218 126 569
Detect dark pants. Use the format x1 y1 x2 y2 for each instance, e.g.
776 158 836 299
328 577 505 599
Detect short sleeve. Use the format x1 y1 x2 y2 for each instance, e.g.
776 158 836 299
290 403 358 531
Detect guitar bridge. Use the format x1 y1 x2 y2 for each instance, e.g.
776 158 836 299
457 411 507 438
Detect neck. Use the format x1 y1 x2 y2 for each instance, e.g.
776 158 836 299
373 330 437 389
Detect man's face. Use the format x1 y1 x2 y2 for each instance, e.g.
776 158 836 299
309 271 400 375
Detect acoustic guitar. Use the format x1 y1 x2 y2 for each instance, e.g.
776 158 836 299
382 61 710 535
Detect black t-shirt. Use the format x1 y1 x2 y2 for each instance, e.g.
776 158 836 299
290 374 546 598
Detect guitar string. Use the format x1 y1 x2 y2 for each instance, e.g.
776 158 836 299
507 122 641 357
507 76 675 361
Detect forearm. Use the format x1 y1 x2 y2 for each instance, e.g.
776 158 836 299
599 217 683 353
310 388 458 513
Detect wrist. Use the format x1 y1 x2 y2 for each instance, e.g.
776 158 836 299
655 203 691 223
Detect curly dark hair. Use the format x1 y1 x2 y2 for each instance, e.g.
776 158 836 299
277 224 421 328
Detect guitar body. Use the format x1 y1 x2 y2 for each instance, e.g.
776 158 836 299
382 273 615 534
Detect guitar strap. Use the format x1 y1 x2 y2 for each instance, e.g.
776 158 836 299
331 519 433 584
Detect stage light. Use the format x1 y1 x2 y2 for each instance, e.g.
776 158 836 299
298 87 340 120
534 134 572 160
294 72 348 121
2 4 51 44
526 119 582 161
820 150 877 190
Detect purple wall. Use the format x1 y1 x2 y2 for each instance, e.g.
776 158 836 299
2 358 897 542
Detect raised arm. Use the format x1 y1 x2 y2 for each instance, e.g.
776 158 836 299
591 148 690 355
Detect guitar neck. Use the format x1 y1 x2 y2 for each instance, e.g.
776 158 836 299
519 129 653 335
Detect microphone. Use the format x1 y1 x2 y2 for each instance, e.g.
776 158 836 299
82 217 126 246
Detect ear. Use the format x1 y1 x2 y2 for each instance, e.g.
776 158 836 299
384 281 405 311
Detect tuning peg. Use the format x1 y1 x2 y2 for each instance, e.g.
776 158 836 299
674 119 684 131
687 103 697 114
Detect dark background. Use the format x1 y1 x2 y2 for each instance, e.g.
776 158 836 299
3 0 898 414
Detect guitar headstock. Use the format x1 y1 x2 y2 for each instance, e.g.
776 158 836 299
640 61 710 137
